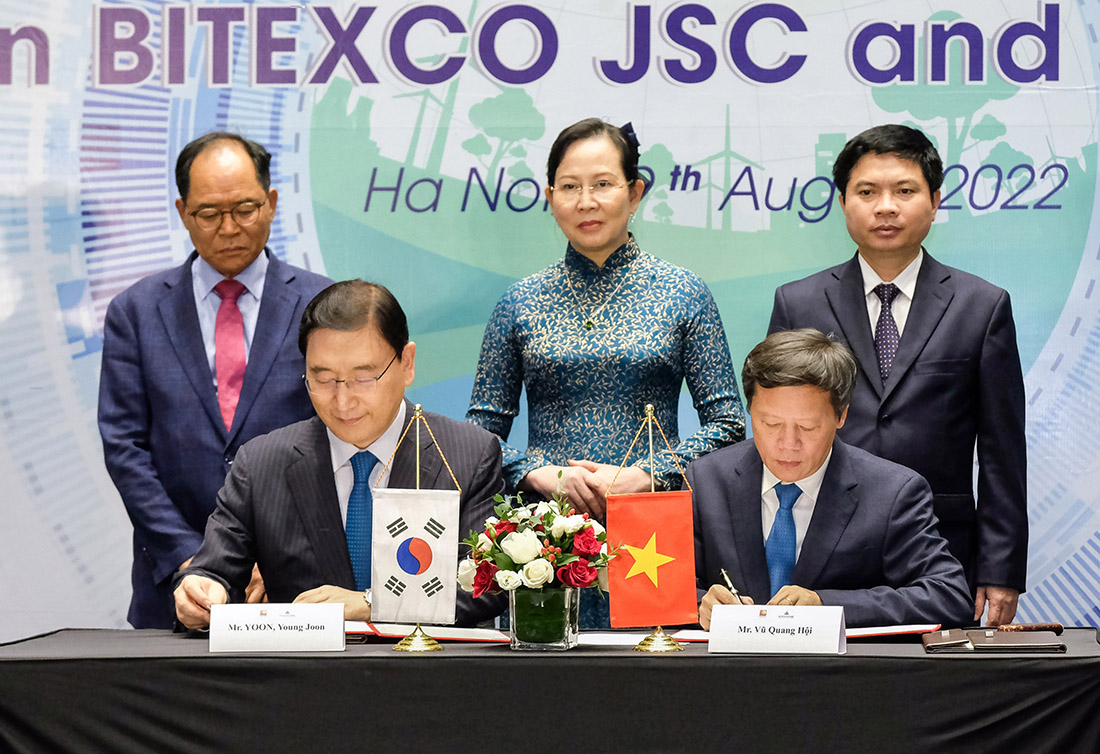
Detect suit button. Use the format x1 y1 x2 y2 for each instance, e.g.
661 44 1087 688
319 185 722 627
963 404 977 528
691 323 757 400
224 456 233 465
879 414 891 425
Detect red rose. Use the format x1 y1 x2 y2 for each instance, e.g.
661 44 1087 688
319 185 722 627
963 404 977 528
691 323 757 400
494 520 518 536
571 526 601 557
472 560 499 599
556 560 598 589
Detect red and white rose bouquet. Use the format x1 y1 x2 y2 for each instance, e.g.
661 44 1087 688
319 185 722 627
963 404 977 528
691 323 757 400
458 491 614 598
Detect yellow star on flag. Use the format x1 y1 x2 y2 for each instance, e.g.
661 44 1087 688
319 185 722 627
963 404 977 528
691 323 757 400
622 532 676 588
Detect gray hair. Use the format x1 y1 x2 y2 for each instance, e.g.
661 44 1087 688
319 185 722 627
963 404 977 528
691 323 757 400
742 329 858 418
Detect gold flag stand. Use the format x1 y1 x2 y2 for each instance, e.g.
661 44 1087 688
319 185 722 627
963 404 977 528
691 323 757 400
375 404 464 653
392 623 444 653
610 404 693 654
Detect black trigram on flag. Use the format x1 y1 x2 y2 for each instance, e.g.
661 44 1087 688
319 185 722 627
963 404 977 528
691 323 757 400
385 575 406 596
424 517 446 539
422 577 444 598
387 517 409 538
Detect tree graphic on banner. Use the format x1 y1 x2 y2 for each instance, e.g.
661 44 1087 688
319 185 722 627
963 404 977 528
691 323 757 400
871 10 1018 174
463 88 546 179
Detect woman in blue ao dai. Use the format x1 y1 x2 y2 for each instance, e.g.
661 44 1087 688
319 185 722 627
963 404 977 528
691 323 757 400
467 118 745 628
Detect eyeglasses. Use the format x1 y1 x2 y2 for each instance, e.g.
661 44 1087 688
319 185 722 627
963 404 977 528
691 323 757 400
303 352 398 398
549 181 625 201
189 199 268 231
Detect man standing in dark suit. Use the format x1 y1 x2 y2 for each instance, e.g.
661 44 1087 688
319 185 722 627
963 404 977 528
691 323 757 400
693 330 971 629
768 124 1026 626
174 280 505 628
98 133 331 628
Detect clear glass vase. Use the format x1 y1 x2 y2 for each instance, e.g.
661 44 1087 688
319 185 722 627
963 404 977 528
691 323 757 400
508 586 580 650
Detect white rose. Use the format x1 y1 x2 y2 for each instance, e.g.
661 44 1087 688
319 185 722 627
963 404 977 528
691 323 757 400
588 519 606 537
521 558 555 588
552 514 586 538
457 559 478 592
533 501 554 519
563 515 587 534
477 532 494 553
500 529 542 565
494 570 523 591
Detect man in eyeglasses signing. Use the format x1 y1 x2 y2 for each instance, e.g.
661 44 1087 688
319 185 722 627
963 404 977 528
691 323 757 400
173 280 505 628
98 133 331 629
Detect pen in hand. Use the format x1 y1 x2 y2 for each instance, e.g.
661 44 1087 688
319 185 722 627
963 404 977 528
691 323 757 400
719 568 746 605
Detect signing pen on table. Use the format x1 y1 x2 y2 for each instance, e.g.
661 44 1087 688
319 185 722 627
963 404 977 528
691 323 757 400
719 568 746 605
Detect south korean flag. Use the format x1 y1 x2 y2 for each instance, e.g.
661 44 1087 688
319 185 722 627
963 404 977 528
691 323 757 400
370 488 460 625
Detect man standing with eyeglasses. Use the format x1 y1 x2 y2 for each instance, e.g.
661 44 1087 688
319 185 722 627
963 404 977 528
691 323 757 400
173 280 505 628
98 133 331 628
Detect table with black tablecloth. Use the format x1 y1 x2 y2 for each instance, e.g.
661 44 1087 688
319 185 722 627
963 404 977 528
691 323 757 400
1 628 1098 753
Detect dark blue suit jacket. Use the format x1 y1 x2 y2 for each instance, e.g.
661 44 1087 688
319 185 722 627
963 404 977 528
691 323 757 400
768 252 1027 593
181 407 506 626
98 251 331 628
688 438 972 627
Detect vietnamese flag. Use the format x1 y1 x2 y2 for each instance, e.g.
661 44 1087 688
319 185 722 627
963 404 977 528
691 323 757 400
606 490 698 628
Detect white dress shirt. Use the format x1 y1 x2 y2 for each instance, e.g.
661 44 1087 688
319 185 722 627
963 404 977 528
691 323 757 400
857 249 923 338
760 451 832 561
327 401 407 526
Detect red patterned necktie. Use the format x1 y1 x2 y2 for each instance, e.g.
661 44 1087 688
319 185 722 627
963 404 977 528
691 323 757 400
213 279 247 431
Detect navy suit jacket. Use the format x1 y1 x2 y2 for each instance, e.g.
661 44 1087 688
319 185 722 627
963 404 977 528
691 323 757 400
181 407 506 626
688 438 972 627
98 251 331 628
768 252 1027 592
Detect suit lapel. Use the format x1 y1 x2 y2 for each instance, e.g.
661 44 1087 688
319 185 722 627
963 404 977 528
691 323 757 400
231 253 302 442
824 256 882 398
791 441 859 587
389 401 446 490
286 417 355 587
729 449 771 602
156 254 224 436
882 252 953 404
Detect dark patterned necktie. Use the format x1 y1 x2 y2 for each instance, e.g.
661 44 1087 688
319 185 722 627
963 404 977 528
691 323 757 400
766 483 800 598
873 283 901 383
347 450 379 591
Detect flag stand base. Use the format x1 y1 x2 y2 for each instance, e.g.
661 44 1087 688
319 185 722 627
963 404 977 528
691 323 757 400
393 623 444 652
634 626 685 653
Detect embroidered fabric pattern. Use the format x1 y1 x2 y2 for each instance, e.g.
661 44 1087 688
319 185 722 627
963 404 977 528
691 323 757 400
467 236 746 491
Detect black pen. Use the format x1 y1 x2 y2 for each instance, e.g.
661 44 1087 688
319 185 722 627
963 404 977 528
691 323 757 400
719 568 746 605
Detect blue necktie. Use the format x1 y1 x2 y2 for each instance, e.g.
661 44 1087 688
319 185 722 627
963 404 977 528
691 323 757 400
347 450 379 591
766 483 800 598
873 283 901 383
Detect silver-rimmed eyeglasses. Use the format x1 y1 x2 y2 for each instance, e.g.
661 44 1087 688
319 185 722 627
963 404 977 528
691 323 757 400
549 180 625 201
189 198 268 231
303 352 398 397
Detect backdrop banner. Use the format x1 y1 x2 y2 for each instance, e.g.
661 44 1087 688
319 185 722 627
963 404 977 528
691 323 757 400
1 0 1096 638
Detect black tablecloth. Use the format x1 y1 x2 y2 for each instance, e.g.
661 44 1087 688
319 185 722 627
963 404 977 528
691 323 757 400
2 628 1099 753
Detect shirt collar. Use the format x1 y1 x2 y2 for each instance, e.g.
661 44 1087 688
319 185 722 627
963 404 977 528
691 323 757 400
193 248 269 298
857 248 922 301
760 448 833 503
563 234 639 278
327 400 407 475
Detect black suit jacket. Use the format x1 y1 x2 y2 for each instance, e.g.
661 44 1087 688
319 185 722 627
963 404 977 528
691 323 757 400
689 438 972 627
98 251 331 627
183 404 505 626
768 252 1027 592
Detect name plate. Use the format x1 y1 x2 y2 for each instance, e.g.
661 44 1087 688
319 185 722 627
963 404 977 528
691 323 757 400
209 603 346 652
708 605 846 654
